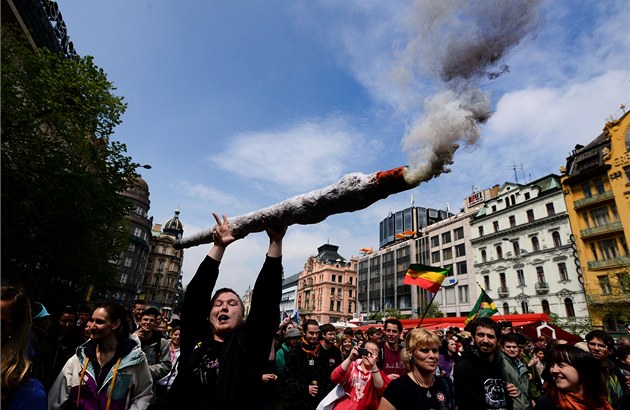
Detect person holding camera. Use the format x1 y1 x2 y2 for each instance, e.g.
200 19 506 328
329 340 388 409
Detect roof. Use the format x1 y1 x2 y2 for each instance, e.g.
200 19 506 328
316 243 346 264
163 209 183 236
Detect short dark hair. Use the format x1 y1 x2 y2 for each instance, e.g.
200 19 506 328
209 288 244 314
501 333 521 346
302 319 319 333
367 327 382 337
470 317 501 340
132 300 146 308
384 318 402 333
585 330 614 350
319 323 336 335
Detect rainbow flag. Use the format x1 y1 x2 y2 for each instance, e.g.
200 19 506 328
465 289 498 325
403 264 450 293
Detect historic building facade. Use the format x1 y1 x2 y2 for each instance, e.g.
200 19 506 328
296 244 357 324
470 175 588 322
143 209 184 319
561 108 630 334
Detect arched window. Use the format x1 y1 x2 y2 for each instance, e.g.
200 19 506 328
521 300 529 314
564 298 575 318
531 237 540 252
496 245 503 260
552 231 562 247
604 315 620 333
481 249 487 263
503 302 510 315
541 299 550 315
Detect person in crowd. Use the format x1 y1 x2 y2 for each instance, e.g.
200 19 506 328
526 345 545 404
381 318 405 380
534 344 612 410
354 330 365 347
135 307 171 382
617 335 630 350
48 302 153 409
366 328 383 347
156 321 169 339
50 306 84 389
378 328 454 410
275 327 302 409
337 334 355 361
169 213 286 410
454 317 518 410
499 334 532 410
329 340 388 409
319 323 343 387
81 319 93 344
283 319 327 410
437 336 459 381
129 300 146 333
1 285 46 410
76 306 91 330
152 326 181 410
585 330 628 408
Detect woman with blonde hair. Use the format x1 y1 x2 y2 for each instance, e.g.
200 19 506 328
1 285 46 409
379 328 454 410
336 334 354 361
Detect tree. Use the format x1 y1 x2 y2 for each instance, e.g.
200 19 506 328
1 25 139 305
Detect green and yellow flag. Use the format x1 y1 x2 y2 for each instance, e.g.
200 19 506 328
465 289 498 325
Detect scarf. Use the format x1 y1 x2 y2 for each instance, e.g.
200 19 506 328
555 391 613 410
300 337 320 359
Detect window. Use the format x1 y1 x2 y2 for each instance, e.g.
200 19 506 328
531 237 540 252
124 257 132 267
445 288 456 305
348 277 353 285
590 243 598 260
454 227 464 240
332 274 336 282
492 205 497 212
458 285 469 303
431 236 440 248
598 276 612 295
128 243 136 252
338 275 343 283
456 261 468 275
330 301 334 311
582 212 591 228
521 301 529 314
593 178 605 194
431 251 440 263
509 215 516 228
513 241 520 256
484 275 490 290
546 203 555 216
154 277 159 286
337 288 342 296
541 300 550 315
524 192 530 200
502 302 510 315
442 232 451 244
337 301 341 311
348 302 353 313
625 166 630 183
455 244 466 257
443 248 453 260
478 226 484 237
536 266 546 284
496 245 503 260
481 249 487 263
331 287 335 295
493 221 499 232
120 273 128 284
348 289 353 298
598 239 619 260
526 209 535 222
499 272 507 289
558 263 569 281
552 231 562 247
564 298 575 318
582 182 592 198
618 273 630 293
517 269 525 287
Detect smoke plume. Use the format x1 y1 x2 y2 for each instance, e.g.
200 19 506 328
399 0 543 186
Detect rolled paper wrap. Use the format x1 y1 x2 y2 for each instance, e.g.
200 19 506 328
174 166 416 249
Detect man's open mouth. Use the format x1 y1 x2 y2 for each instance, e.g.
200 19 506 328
218 314 229 323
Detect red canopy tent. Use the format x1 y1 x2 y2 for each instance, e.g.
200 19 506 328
356 313 582 344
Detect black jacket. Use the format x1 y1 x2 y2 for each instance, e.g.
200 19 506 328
169 254 282 409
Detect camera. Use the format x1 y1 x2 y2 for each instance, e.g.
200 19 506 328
357 348 369 356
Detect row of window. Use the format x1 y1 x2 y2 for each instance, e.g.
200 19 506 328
479 232 563 263
430 227 465 248
589 237 628 261
478 203 556 236
482 263 570 290
431 243 467 263
582 204 620 229
500 299 575 318
597 273 630 295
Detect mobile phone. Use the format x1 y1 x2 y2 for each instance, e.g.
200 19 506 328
358 348 369 356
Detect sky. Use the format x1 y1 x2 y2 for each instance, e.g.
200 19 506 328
59 0 629 296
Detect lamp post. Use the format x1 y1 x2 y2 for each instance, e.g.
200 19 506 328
503 238 528 314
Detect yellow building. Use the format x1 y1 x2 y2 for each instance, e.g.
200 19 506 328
560 108 630 334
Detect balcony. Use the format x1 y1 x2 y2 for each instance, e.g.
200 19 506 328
588 256 630 270
573 190 613 209
580 221 623 238
497 287 509 298
535 282 550 294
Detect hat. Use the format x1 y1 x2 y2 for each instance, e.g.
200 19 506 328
285 328 302 339
142 307 161 317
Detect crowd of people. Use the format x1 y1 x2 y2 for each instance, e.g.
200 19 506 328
2 213 629 410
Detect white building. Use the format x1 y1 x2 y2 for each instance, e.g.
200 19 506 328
470 174 588 320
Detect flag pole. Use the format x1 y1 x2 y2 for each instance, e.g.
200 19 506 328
417 290 439 328
476 282 507 322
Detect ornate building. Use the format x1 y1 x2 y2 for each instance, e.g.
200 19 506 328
143 209 184 319
297 244 357 324
561 108 630 334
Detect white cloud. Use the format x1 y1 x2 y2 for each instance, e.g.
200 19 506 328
209 117 380 192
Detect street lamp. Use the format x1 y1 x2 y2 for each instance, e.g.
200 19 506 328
503 238 529 314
